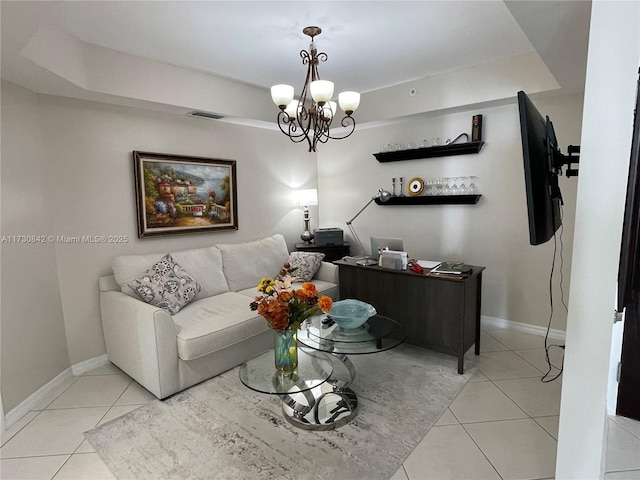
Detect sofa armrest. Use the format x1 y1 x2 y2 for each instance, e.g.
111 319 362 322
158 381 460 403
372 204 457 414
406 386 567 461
99 274 120 292
314 261 339 284
99 290 179 399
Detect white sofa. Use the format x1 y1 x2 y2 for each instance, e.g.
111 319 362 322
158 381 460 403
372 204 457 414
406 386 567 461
98 234 339 399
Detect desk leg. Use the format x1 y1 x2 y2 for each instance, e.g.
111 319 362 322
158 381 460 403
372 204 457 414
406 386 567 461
475 272 483 356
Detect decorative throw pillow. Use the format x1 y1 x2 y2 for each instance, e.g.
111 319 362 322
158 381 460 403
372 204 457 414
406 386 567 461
286 251 325 282
128 254 201 314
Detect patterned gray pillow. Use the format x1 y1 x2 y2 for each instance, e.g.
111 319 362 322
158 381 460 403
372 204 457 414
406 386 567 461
129 254 201 314
287 252 325 281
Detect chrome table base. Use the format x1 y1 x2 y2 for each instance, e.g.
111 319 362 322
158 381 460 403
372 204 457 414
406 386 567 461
281 353 358 431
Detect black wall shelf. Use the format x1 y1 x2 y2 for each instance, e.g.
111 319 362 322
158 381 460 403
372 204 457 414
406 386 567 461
373 141 484 162
375 195 482 206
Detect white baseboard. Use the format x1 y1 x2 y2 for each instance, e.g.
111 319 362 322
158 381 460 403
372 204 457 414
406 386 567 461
4 367 73 429
481 315 566 343
71 354 109 376
3 354 110 430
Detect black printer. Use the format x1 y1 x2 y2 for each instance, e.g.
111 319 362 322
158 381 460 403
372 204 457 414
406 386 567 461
313 228 344 246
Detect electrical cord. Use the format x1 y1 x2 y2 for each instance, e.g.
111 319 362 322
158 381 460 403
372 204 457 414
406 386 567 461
541 205 566 383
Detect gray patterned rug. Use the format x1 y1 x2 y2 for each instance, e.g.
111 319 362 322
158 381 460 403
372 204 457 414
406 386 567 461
85 345 475 480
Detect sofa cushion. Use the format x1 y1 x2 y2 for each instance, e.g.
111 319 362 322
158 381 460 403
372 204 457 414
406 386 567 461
112 245 229 300
172 292 271 360
216 234 289 292
287 251 325 281
129 254 201 314
172 247 229 297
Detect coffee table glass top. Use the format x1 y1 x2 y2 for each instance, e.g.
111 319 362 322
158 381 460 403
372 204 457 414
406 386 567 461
239 347 333 395
298 314 404 354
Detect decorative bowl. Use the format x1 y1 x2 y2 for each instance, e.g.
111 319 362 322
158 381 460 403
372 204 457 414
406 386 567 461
328 299 377 329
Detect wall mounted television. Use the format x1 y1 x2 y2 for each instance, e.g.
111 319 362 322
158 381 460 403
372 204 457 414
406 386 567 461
517 91 580 245
616 68 640 421
617 69 640 314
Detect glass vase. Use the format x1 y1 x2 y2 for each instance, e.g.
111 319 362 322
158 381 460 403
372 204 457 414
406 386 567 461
274 329 298 372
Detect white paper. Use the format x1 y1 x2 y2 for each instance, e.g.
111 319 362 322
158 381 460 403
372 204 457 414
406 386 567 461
416 260 441 269
380 250 408 270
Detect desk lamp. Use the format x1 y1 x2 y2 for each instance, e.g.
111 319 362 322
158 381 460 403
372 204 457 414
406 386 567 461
346 188 392 265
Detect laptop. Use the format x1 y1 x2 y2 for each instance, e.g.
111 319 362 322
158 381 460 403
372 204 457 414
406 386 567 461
370 236 404 260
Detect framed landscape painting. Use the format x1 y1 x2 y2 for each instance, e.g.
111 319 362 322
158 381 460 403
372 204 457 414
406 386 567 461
133 151 238 238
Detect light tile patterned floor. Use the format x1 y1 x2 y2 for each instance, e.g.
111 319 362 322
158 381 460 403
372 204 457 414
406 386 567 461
392 328 640 480
1 328 638 480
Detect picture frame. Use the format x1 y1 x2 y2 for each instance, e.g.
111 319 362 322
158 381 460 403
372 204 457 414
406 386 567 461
133 151 238 238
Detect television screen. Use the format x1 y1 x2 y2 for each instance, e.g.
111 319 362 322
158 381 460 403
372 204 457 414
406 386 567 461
617 71 640 313
518 91 563 245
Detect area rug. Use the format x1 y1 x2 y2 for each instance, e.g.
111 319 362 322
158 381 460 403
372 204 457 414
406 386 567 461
85 345 475 480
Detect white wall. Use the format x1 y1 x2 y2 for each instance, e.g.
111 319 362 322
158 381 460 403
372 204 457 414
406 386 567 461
0 82 318 408
556 1 640 478
318 93 582 332
0 82 70 412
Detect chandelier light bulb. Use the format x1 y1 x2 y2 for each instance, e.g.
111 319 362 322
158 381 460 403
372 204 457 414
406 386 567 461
285 100 300 120
310 80 334 104
339 91 361 115
271 84 294 108
322 101 337 120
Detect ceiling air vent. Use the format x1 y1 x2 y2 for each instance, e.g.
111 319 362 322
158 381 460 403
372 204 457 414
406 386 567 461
186 111 225 120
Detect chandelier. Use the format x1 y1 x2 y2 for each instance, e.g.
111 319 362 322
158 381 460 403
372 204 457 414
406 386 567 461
270 26 360 153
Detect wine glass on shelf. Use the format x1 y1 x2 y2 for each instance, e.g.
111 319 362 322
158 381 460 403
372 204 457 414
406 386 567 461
461 177 469 194
468 176 479 194
441 177 448 195
447 177 458 195
451 177 459 195
425 177 434 196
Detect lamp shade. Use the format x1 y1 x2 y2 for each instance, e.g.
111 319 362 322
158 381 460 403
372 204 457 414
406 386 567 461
271 84 294 108
294 188 318 207
322 101 337 120
378 188 392 202
339 91 360 114
285 100 300 120
310 80 334 104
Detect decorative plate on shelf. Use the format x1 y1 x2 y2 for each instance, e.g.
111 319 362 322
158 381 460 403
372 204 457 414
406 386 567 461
408 177 424 196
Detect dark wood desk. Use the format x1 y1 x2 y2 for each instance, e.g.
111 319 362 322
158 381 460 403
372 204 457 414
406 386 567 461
335 259 484 373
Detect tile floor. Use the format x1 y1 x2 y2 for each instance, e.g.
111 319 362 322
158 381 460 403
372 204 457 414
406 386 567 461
392 325 640 480
1 327 638 480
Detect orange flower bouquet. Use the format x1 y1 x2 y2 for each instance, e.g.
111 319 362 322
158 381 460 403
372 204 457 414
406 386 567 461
250 263 332 372
250 263 333 331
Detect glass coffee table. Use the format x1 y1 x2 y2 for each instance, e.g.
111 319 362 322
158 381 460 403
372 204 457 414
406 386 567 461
239 347 333 396
239 314 404 430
